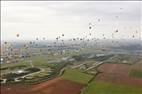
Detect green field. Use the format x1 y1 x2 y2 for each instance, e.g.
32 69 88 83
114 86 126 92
1 54 64 68
61 69 93 84
81 81 142 94
1 56 49 72
129 70 142 78
0 54 65 75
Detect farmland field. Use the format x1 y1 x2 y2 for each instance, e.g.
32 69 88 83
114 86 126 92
81 62 142 94
95 63 142 87
32 77 84 94
1 84 32 94
1 77 84 94
1 54 64 69
129 70 142 78
97 63 131 75
62 69 93 84
81 81 142 94
1 1 142 94
0 54 68 84
131 61 142 71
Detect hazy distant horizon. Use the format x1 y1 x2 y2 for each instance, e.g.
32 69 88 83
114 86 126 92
1 39 142 43
1 1 142 41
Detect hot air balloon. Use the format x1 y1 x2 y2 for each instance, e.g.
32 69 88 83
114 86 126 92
115 16 119 18
89 23 92 25
4 42 7 44
89 26 92 29
36 37 38 40
89 22 92 29
16 34 20 37
56 37 59 41
29 41 32 44
62 34 64 36
43 37 45 40
98 19 100 22
115 29 118 33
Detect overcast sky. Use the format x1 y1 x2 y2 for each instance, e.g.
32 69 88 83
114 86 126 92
1 1 142 41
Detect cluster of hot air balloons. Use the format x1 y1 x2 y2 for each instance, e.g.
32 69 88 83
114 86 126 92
2 6 140 58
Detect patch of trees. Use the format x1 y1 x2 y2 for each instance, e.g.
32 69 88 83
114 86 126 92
3 67 40 79
25 67 40 72
93 55 113 61
0 67 8 70
9 65 27 70
3 72 28 79
72 55 84 61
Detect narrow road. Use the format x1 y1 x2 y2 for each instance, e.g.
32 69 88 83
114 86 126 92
71 62 88 69
85 62 103 71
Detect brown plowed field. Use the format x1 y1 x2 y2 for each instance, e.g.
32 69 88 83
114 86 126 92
97 63 131 75
31 77 84 94
1 77 84 94
0 84 32 94
131 61 142 71
96 63 142 87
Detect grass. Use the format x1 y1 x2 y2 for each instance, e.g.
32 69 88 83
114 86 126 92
1 54 63 75
1 55 48 68
1 54 61 69
27 55 49 67
81 81 142 94
1 61 30 70
129 69 142 78
61 69 93 84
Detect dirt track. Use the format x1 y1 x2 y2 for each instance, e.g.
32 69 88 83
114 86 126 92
96 63 142 87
